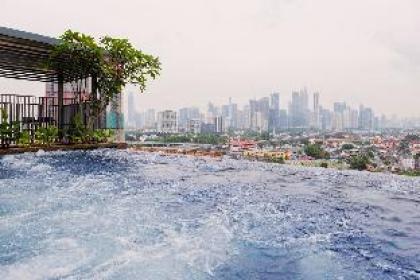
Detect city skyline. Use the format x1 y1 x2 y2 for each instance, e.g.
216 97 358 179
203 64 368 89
1 0 420 118
127 89 419 133
126 88 415 123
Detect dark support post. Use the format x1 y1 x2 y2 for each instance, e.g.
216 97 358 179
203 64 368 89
57 73 64 139
91 74 98 129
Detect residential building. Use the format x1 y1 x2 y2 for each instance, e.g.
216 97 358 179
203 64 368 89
157 110 177 133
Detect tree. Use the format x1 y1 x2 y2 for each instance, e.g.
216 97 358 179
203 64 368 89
304 144 330 159
341 143 355 150
48 30 161 129
320 162 328 168
349 154 371 171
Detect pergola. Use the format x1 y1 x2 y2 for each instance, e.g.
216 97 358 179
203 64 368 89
0 26 95 132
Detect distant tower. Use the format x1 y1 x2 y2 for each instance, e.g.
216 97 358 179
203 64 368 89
127 92 137 128
313 92 320 129
270 92 280 132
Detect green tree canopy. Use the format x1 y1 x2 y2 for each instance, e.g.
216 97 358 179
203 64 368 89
349 154 371 171
304 144 330 159
341 143 355 150
48 30 161 111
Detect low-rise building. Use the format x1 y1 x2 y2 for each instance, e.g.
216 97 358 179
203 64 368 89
415 156 420 170
400 157 415 170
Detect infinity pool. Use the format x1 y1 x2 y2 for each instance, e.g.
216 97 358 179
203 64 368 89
0 149 419 279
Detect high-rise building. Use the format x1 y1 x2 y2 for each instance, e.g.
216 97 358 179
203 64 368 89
214 116 224 133
207 102 219 118
239 105 251 130
279 109 288 130
188 119 202 134
136 111 145 129
289 89 309 128
312 92 320 129
249 97 270 132
126 92 137 128
219 97 238 130
144 109 156 130
269 92 280 132
222 104 231 130
320 107 333 131
359 105 374 131
350 109 359 129
229 99 238 129
178 107 200 132
157 110 177 133
333 102 354 131
334 102 347 114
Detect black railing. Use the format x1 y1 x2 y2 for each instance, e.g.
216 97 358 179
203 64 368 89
0 93 100 146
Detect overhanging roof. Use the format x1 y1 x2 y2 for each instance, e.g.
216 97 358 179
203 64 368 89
0 26 63 82
0 26 59 46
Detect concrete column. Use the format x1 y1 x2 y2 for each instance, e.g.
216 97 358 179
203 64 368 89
107 92 125 142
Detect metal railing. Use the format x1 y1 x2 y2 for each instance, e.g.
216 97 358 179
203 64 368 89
0 93 101 146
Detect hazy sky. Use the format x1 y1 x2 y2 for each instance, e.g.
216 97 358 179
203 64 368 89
1 0 419 117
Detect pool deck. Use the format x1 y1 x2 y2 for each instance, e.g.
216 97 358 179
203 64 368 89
0 143 128 156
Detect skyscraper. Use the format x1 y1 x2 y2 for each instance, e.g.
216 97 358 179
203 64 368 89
289 89 309 128
249 97 270 132
127 92 137 128
178 107 200 132
312 92 320 129
144 109 156 130
279 109 288 130
359 105 374 131
269 92 280 132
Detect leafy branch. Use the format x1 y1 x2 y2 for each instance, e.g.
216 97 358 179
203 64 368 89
47 30 161 126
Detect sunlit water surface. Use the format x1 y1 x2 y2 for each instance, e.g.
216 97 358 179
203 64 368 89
0 149 420 279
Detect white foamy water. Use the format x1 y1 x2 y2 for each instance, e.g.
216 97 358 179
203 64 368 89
0 149 419 279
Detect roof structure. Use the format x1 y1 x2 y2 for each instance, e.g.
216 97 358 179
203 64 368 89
0 26 61 82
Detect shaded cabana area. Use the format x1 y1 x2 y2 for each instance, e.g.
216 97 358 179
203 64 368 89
0 26 105 140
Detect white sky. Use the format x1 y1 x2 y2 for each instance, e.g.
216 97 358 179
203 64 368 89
0 0 419 117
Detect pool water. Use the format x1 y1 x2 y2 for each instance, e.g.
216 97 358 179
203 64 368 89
0 149 419 279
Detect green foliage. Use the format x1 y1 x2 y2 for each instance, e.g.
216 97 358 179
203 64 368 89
270 157 285 164
242 130 271 141
192 134 227 145
341 143 355 150
0 109 21 148
157 133 227 145
304 144 330 159
48 30 161 119
300 139 310 145
90 129 114 143
16 130 31 146
35 126 58 145
349 154 371 171
403 134 420 142
399 170 420 177
66 113 114 144
67 113 86 143
320 162 329 168
161 134 191 143
0 108 10 147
